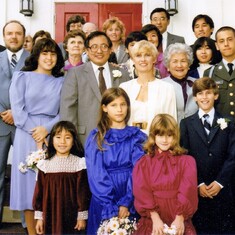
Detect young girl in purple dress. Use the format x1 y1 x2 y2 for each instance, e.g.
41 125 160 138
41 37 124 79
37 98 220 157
133 114 198 235
33 121 90 235
85 87 146 234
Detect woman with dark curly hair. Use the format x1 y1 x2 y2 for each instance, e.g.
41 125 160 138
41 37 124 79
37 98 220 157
9 38 64 235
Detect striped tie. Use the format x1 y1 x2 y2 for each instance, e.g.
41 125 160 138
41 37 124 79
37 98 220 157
11 54 17 69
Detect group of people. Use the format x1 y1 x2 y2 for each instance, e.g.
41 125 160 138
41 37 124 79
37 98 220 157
0 6 235 235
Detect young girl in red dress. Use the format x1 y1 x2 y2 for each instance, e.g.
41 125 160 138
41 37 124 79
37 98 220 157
33 121 90 235
133 114 198 235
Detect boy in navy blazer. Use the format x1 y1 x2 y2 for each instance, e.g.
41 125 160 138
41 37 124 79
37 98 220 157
180 77 235 234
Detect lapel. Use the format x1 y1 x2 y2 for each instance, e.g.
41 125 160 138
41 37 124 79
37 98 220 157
0 51 12 78
14 50 29 72
191 112 208 144
208 112 220 142
109 63 122 87
167 32 174 47
215 62 232 81
85 62 102 101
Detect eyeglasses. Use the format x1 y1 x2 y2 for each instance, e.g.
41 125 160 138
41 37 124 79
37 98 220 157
87 44 110 52
151 17 167 22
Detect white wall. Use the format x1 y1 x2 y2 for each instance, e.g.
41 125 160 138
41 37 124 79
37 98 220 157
1 0 235 46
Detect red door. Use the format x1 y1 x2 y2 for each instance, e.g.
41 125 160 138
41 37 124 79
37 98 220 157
99 4 142 37
55 3 142 43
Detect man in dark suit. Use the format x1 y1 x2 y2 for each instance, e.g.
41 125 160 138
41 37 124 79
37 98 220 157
0 20 29 225
60 31 131 145
180 77 235 234
150 7 185 51
204 26 235 120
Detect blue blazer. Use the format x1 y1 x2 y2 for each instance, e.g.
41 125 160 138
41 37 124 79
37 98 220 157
0 49 29 136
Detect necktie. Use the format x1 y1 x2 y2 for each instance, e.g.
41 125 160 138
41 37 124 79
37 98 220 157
203 114 211 134
98 67 106 95
11 54 17 69
228 63 234 75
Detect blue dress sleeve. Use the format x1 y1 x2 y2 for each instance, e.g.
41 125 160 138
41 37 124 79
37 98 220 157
9 71 37 132
117 128 146 210
85 129 120 218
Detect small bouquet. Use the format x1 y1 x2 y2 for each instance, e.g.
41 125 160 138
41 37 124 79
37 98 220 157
163 224 177 235
97 216 137 235
18 149 47 173
217 118 230 130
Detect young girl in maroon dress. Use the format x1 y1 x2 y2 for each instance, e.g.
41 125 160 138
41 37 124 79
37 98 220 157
33 121 90 235
132 114 198 235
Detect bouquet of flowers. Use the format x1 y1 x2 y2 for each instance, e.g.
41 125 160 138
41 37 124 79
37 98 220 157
163 224 177 235
97 216 137 235
18 149 47 173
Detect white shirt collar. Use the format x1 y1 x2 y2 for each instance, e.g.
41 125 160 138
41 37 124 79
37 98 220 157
222 58 235 71
90 61 112 88
198 107 215 125
7 48 24 62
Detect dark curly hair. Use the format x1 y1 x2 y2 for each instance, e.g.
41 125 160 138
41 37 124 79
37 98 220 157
22 38 64 77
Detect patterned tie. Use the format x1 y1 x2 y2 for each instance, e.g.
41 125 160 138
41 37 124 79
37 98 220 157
98 67 107 95
228 63 234 75
203 114 211 134
11 54 17 69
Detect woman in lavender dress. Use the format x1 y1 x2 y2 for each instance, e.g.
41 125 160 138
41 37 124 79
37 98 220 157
9 38 64 234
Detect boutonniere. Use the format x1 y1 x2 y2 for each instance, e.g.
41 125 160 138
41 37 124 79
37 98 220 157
216 118 230 130
112 70 122 79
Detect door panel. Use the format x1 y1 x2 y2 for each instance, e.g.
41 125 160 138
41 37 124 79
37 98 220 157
99 4 142 36
55 3 142 43
55 3 98 42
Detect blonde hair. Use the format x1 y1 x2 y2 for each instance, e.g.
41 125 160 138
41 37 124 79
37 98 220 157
144 114 187 156
132 40 158 59
102 17 126 42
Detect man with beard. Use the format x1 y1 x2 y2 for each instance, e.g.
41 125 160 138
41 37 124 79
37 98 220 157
0 20 29 226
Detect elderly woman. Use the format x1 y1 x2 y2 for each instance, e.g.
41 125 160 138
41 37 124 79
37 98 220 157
163 43 198 123
141 24 169 78
63 30 86 72
189 37 221 78
120 40 177 134
103 17 128 64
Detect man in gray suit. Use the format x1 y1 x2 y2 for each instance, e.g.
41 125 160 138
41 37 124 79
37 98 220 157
60 31 131 145
0 20 29 225
150 7 185 51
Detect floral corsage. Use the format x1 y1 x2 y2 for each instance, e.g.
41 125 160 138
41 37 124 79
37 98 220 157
112 70 122 79
18 149 47 173
217 118 230 130
163 224 177 235
97 216 137 235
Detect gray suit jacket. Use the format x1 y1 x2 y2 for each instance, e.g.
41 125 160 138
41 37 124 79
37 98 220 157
167 32 185 48
116 43 128 64
0 49 29 136
60 61 131 144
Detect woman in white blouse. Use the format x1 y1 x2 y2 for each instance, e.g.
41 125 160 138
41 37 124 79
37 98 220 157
120 40 177 134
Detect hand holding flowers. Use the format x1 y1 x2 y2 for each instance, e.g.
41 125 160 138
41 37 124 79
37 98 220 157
18 149 47 173
97 216 137 235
